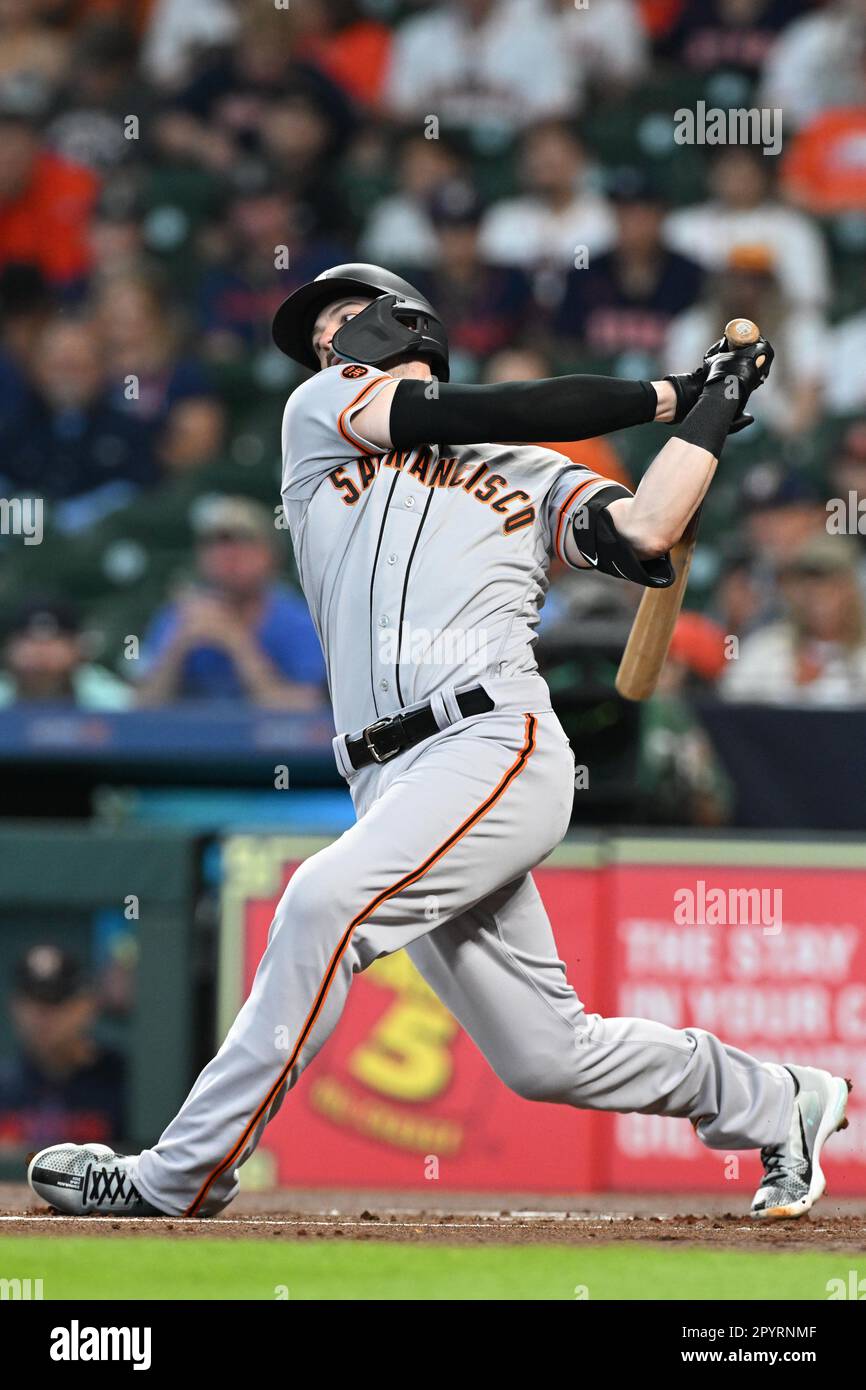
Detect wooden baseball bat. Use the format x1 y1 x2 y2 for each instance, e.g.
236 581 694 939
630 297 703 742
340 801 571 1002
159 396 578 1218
614 318 761 702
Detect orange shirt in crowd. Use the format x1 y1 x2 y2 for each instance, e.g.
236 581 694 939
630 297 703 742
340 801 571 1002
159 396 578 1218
637 0 684 40
782 108 866 215
540 436 633 490
0 152 100 285
297 21 393 110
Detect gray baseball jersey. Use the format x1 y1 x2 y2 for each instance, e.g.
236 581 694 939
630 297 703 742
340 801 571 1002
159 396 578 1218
136 361 795 1216
279 363 615 737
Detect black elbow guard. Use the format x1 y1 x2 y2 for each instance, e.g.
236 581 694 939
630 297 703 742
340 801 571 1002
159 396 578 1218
571 487 674 588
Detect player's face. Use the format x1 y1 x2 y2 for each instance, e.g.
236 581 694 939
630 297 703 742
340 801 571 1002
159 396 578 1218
312 297 374 370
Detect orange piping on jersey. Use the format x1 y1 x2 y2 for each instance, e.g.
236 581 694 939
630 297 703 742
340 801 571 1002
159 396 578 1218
554 476 605 563
184 714 538 1217
336 376 389 454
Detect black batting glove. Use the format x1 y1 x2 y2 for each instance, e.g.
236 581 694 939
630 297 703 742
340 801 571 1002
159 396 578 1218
664 338 732 422
665 336 765 434
664 366 705 423
703 336 774 409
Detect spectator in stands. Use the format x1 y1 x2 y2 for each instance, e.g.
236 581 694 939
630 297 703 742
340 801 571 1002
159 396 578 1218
665 147 831 311
782 106 866 217
0 945 127 1156
156 396 228 477
0 89 100 289
45 17 149 175
712 539 765 644
0 315 158 522
760 0 866 132
553 166 704 376
710 471 827 636
414 181 535 373
157 10 354 179
555 0 647 100
720 535 866 705
140 0 239 91
197 166 349 360
148 3 293 177
661 0 810 82
665 248 826 438
87 182 152 287
479 120 615 273
257 85 354 240
740 465 827 577
0 262 52 434
135 496 327 708
0 598 132 709
286 0 393 112
385 0 575 142
0 0 70 90
93 274 219 441
360 131 467 270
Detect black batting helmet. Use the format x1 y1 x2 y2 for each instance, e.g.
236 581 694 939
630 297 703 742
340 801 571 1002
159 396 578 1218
272 263 450 381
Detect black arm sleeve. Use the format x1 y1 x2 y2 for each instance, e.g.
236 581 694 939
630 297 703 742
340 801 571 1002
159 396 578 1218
673 376 742 458
389 375 658 449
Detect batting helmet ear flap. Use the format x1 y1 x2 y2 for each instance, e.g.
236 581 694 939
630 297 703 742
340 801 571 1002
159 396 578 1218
332 295 448 379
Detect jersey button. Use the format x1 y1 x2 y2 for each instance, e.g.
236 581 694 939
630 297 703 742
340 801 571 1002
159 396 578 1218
378 615 389 627
387 553 398 564
404 496 415 509
379 679 389 691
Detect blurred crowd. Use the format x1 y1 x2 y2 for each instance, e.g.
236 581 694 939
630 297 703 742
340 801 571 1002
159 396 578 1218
0 943 128 1156
0 0 865 714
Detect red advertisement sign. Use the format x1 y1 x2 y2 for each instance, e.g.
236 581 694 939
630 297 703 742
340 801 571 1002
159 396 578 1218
603 864 866 1193
220 837 866 1195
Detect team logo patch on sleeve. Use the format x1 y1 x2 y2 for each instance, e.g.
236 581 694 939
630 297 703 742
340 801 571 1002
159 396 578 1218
341 364 368 379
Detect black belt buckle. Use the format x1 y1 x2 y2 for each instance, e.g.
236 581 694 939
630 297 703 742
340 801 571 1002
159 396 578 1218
363 716 404 764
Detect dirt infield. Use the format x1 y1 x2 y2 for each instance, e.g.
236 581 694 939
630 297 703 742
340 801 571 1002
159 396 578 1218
3 1185 866 1250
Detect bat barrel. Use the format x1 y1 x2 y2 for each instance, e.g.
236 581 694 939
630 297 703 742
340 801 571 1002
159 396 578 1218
723 317 760 348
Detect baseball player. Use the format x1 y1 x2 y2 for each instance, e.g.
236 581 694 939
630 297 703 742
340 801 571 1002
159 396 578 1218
30 265 850 1221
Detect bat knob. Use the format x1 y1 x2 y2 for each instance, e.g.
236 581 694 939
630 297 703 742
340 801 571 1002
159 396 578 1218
723 317 760 348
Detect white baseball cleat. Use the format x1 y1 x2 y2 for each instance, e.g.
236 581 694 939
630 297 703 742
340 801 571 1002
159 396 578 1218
27 1143 160 1216
751 1066 852 1220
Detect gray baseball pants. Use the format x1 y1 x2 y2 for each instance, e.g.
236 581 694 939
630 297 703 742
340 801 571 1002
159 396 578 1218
136 700 794 1216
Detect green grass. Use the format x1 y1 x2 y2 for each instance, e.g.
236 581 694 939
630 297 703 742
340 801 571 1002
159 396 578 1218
1 1237 864 1300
